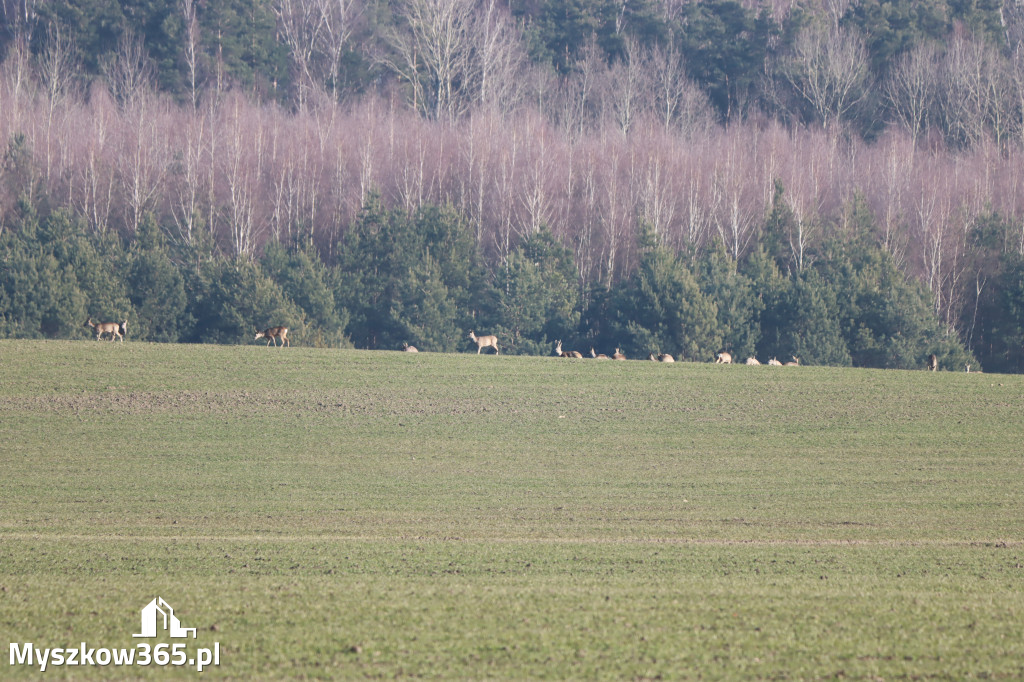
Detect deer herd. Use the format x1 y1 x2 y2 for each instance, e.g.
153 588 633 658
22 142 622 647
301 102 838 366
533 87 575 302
77 319 951 371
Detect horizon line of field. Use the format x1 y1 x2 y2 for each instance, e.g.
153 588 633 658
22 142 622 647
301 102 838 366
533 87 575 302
0 532 1017 548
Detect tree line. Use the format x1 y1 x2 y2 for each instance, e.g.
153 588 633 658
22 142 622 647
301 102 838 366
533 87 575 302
2 1 1024 370
5 0 1024 144
5 194 1010 371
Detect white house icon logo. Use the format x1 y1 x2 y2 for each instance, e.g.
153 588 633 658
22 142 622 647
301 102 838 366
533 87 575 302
132 597 197 639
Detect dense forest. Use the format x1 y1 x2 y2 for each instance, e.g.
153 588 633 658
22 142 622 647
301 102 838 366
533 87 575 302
1 0 1023 370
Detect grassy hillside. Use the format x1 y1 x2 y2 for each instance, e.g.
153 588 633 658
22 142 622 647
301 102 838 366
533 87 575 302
1 340 1022 679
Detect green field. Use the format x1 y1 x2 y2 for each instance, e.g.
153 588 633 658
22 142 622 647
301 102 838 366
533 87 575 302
1 340 1022 680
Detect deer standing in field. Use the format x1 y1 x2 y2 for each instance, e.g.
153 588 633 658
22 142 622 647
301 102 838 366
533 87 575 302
255 326 289 347
784 356 800 366
928 353 937 371
745 357 760 365
612 348 626 360
590 348 609 359
86 318 126 342
468 331 499 354
554 340 583 358
768 357 782 366
715 351 732 364
649 352 675 363
403 342 419 353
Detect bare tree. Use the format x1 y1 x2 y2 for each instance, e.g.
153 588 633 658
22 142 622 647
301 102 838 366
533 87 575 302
37 24 77 183
711 138 760 261
320 0 363 99
937 36 1013 148
646 42 713 134
885 42 939 143
554 39 603 141
274 0 327 109
633 131 678 241
169 108 208 244
273 0 362 107
472 0 526 113
103 32 155 109
2 34 35 126
221 96 266 258
519 116 556 237
118 95 171 235
781 23 872 128
0 0 44 42
384 0 476 120
602 38 651 134
181 0 201 110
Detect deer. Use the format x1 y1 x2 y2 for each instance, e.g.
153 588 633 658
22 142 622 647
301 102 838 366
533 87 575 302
928 353 938 371
85 318 126 342
554 340 583 358
745 357 760 365
715 351 732 364
767 357 782 366
783 356 800 366
468 331 499 354
255 326 289 347
590 348 609 359
649 352 675 363
403 342 419 353
612 348 627 361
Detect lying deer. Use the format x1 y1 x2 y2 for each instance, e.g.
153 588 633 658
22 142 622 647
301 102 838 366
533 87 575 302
554 340 583 358
767 357 782 366
745 357 760 365
468 331 499 354
403 342 419 353
715 351 732 364
649 352 675 362
612 348 627 360
590 348 609 359
784 356 800 366
255 326 289 347
86 318 126 342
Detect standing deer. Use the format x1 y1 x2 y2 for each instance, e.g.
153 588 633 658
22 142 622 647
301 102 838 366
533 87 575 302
928 354 938 371
468 331 499 354
86 318 126 342
403 342 419 353
612 348 627 360
554 340 582 358
715 351 732 364
255 326 289 347
590 348 609 359
745 357 761 365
